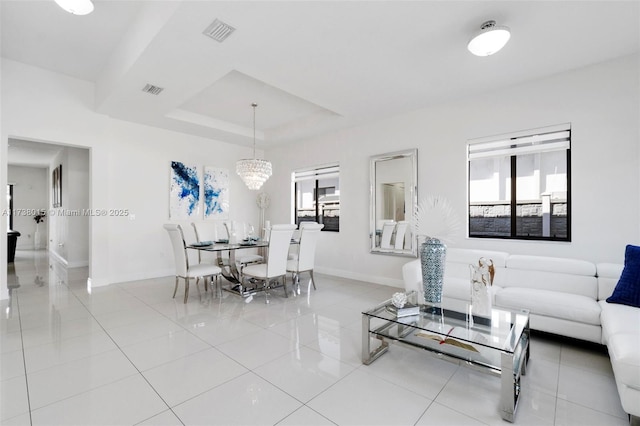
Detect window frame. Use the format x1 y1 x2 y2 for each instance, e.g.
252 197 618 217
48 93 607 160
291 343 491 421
292 164 340 232
467 124 571 242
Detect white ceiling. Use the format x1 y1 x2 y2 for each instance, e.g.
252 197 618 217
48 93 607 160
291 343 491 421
2 0 639 150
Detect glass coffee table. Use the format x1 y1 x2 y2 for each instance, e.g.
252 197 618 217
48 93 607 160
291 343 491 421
362 295 530 422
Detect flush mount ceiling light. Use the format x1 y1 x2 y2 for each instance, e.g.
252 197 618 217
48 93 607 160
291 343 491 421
467 20 511 56
55 0 94 15
236 103 272 191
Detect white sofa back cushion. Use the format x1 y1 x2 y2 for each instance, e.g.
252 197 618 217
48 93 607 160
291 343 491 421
401 248 509 300
444 248 509 285
504 255 598 299
596 263 624 301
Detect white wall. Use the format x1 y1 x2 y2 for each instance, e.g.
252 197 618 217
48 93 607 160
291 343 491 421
264 54 640 287
65 147 90 266
2 55 638 295
49 149 66 261
48 146 90 267
7 166 48 250
1 59 263 297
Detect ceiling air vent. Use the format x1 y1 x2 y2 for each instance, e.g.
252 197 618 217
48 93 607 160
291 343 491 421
203 19 235 42
142 84 164 96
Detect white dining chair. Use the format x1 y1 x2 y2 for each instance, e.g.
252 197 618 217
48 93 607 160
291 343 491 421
223 221 263 272
240 224 297 303
163 224 222 303
287 223 324 294
288 221 319 260
394 221 409 250
380 220 396 249
191 221 225 266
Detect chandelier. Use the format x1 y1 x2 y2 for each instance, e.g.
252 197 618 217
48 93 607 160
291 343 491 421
236 103 272 190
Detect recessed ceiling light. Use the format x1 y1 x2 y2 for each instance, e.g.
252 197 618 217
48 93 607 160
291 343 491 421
55 0 94 15
467 20 511 57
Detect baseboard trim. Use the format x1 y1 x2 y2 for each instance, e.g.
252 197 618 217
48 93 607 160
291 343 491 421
48 249 67 266
47 250 88 268
314 266 403 288
90 267 403 290
108 269 176 286
67 260 89 268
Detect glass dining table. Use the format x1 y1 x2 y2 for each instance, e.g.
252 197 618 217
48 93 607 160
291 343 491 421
187 239 297 297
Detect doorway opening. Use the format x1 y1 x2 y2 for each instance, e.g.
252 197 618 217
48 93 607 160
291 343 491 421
5 138 91 296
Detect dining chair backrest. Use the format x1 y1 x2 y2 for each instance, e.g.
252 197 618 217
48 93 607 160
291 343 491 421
223 221 236 241
191 222 221 243
296 223 324 271
294 221 319 240
380 220 396 249
266 224 297 276
300 221 319 229
403 223 413 250
164 224 188 276
224 221 257 241
191 222 221 263
394 221 409 250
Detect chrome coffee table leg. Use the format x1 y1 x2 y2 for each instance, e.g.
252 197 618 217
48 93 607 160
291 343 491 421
362 314 388 365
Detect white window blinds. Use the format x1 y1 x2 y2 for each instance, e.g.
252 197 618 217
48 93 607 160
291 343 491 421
293 164 340 182
468 123 571 160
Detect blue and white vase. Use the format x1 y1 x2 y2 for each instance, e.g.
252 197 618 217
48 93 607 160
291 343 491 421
420 237 447 304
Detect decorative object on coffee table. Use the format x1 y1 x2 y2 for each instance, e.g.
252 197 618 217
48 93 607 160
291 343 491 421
413 196 461 305
470 257 494 316
391 292 408 308
388 292 420 317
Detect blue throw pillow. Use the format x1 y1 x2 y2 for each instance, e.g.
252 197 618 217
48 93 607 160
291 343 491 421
606 244 640 308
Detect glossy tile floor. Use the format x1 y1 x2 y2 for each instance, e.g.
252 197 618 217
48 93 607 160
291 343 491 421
1 250 629 426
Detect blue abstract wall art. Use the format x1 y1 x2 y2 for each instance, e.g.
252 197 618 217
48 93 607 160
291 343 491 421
169 161 200 219
204 167 229 220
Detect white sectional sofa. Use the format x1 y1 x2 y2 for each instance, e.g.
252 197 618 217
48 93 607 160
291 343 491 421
402 248 640 423
597 263 640 424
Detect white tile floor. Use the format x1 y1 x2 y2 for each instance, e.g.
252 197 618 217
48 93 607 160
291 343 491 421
1 250 629 426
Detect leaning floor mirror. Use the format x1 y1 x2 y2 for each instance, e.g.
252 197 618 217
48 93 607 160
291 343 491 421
370 149 418 257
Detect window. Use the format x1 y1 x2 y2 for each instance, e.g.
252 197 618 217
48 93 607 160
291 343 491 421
293 164 340 231
468 124 571 241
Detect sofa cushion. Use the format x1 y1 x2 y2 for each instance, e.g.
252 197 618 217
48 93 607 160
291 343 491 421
402 259 422 294
606 244 640 308
597 263 624 301
495 287 601 325
445 248 509 286
442 277 470 300
607 332 640 389
446 248 509 268
506 255 596 276
504 255 597 298
441 276 502 302
599 300 640 341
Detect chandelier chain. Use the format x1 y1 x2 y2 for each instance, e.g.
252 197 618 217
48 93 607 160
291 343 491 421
252 102 257 159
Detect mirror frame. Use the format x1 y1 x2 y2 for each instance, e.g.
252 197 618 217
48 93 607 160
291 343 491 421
369 149 418 257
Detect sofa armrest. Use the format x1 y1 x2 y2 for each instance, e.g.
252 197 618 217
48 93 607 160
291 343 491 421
402 259 422 294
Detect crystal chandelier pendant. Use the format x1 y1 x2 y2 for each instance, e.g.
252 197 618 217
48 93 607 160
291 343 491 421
236 103 272 190
236 158 272 190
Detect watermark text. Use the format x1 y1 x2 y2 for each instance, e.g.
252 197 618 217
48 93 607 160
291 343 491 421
2 208 130 217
